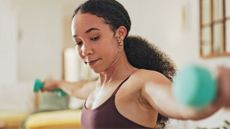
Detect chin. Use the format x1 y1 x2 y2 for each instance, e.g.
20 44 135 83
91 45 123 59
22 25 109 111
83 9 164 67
91 66 108 74
90 67 103 74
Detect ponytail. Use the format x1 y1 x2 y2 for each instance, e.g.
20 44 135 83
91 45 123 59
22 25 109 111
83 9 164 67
124 36 176 128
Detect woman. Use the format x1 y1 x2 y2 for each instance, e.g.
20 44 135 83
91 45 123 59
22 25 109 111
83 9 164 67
43 0 230 129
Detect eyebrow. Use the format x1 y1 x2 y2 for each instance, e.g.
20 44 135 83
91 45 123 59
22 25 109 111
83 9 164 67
72 27 100 38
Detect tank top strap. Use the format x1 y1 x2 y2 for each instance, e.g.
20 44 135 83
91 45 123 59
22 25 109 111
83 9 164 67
112 69 138 95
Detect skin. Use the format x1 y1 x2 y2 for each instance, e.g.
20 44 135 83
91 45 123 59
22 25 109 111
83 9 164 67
216 66 230 107
0 121 5 128
42 12 230 128
71 12 157 127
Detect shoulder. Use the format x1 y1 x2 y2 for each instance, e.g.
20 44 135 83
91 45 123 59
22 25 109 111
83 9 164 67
125 69 171 91
120 69 172 110
132 69 170 84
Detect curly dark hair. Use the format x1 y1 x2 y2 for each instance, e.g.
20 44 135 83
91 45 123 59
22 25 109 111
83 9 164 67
125 36 176 128
72 0 131 38
72 0 176 128
125 36 176 81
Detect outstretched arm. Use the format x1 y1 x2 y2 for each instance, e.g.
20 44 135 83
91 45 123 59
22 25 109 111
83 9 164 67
141 70 224 120
42 79 96 100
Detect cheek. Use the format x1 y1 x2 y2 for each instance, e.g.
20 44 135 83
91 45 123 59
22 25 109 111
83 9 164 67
102 45 119 59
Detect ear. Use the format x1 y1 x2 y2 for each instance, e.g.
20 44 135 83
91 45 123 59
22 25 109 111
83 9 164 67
115 26 127 42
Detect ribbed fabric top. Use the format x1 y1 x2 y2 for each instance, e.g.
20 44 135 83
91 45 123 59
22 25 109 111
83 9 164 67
81 75 155 129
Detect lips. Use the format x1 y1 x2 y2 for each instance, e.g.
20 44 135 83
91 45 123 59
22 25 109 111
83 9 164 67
85 59 100 66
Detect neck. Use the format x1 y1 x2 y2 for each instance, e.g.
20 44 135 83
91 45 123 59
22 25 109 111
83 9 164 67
99 51 136 87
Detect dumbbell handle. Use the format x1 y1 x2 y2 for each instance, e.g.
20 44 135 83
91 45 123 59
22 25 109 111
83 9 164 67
33 79 67 96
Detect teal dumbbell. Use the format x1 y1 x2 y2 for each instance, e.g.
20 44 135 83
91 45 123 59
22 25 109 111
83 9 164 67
33 79 67 96
173 65 217 109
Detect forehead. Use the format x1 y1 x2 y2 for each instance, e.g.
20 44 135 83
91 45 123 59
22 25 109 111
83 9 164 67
71 13 108 35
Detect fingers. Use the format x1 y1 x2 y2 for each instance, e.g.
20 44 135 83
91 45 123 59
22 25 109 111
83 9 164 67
0 121 5 128
217 66 230 108
42 78 60 91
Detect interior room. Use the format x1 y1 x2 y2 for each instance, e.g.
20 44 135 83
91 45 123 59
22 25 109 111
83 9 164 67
0 0 230 129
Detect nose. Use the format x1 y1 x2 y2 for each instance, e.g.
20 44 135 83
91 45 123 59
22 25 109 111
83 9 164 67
81 43 93 57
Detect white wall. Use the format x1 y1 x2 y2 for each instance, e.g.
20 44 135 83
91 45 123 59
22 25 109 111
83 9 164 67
0 0 65 112
0 82 34 112
15 0 64 81
0 0 18 84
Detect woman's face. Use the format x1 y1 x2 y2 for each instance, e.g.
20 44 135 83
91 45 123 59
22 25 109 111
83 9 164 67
71 13 121 73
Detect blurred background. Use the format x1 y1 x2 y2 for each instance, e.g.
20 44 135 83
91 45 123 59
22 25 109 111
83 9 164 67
0 0 230 129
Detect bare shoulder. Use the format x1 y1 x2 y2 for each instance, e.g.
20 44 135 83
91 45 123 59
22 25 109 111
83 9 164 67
132 69 171 85
119 69 172 112
124 69 171 92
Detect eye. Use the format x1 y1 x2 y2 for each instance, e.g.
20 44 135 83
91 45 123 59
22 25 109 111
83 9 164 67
90 36 100 41
74 39 83 47
76 41 83 46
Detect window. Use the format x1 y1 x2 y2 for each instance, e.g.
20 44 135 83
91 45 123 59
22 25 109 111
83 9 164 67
200 0 230 58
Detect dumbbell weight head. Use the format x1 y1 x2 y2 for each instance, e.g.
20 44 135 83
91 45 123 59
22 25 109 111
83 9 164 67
33 79 67 96
173 65 217 109
33 79 44 92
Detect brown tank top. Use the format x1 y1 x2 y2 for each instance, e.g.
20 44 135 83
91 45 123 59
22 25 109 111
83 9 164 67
81 75 155 129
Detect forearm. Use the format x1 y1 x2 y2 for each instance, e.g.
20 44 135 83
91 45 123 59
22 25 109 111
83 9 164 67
59 80 95 99
43 79 95 99
143 82 222 120
189 100 222 120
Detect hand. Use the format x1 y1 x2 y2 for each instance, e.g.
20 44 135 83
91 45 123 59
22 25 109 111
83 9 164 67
217 66 230 108
41 78 63 92
0 121 5 128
